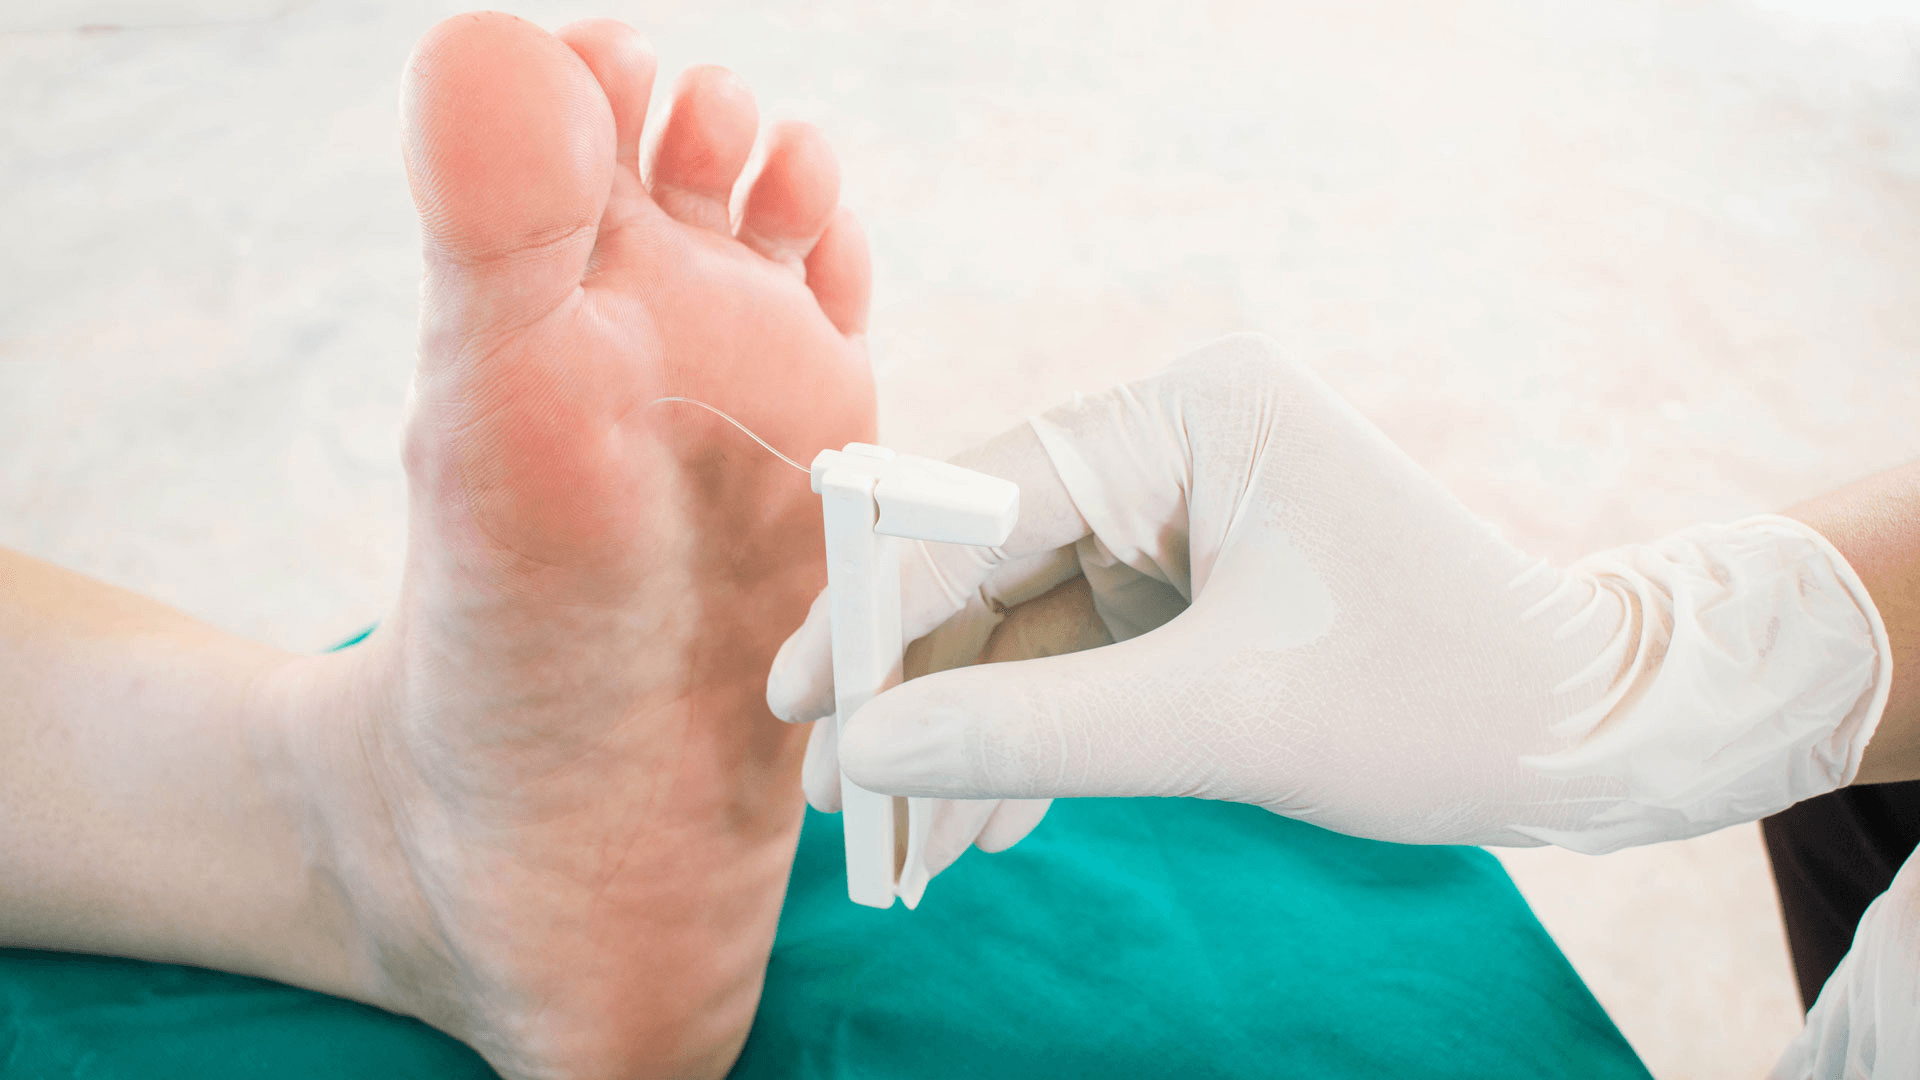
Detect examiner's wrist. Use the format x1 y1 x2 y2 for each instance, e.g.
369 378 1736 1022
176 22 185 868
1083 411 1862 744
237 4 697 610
1783 463 1920 785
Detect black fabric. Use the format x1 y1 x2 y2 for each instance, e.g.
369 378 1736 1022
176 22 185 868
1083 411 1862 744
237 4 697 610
1762 780 1920 1008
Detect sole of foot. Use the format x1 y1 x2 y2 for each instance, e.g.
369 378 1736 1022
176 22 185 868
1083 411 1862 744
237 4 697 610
261 12 875 1079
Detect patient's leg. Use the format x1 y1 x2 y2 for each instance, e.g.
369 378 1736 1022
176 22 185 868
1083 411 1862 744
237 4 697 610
265 13 873 1078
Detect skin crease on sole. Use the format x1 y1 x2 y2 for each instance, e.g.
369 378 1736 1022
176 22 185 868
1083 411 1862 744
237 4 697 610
250 12 877 1079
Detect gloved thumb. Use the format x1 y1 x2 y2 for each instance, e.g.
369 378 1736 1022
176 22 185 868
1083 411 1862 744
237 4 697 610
839 629 1187 801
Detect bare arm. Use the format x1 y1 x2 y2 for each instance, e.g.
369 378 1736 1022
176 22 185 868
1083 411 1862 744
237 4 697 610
1786 462 1920 785
0 548 365 998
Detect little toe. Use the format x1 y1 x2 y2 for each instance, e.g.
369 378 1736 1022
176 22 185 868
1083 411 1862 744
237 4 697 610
645 65 759 233
555 19 657 171
803 207 872 337
402 12 613 312
734 121 841 272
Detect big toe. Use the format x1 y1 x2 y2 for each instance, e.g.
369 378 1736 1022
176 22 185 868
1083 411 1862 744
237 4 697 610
403 12 613 315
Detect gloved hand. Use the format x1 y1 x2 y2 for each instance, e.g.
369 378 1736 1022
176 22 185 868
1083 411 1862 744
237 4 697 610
767 333 1891 857
776 579 1070 881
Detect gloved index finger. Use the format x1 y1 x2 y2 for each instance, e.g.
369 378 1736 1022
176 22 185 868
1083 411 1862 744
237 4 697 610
767 588 837 723
949 421 1093 559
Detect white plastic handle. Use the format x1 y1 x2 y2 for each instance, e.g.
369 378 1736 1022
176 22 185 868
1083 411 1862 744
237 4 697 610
813 444 1018 908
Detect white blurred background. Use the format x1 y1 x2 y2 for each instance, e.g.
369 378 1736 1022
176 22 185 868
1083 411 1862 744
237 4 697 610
3 1 1918 1076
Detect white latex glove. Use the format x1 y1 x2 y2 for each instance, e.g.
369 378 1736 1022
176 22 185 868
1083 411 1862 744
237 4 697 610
1772 846 1920 1079
767 333 1891 853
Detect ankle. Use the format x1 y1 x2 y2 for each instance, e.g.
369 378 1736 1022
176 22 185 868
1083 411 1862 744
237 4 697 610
247 639 463 1026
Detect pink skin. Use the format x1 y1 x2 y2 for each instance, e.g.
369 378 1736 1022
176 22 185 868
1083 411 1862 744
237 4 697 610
258 12 874 1078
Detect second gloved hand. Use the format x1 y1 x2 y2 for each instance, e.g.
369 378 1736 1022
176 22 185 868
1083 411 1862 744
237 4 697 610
768 333 1890 855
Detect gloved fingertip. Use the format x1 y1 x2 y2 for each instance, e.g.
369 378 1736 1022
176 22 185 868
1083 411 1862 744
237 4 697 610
975 798 1051 853
801 712 844 812
922 798 1001 879
767 603 835 723
804 783 842 814
840 699 978 799
763 661 816 724
802 766 843 813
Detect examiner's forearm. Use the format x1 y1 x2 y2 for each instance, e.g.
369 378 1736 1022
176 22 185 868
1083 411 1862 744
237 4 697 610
0 548 362 997
1786 462 1920 784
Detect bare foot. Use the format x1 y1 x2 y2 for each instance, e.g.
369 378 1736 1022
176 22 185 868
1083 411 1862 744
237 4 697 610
260 13 872 1079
